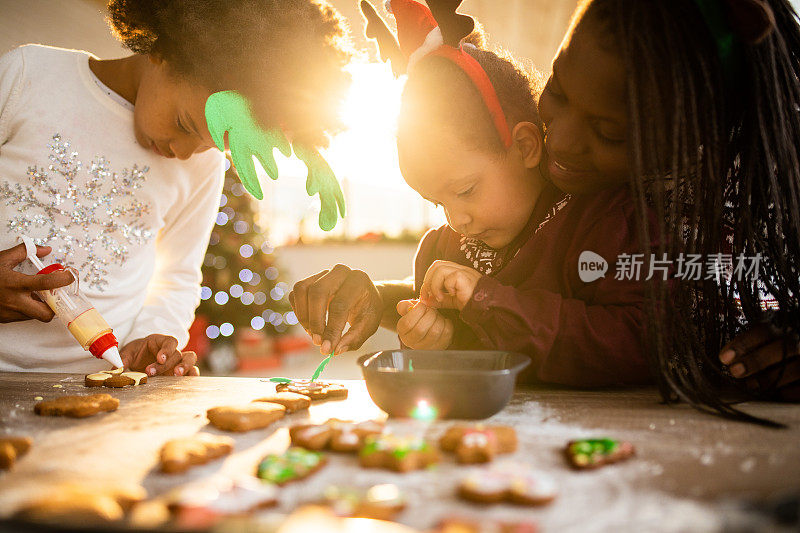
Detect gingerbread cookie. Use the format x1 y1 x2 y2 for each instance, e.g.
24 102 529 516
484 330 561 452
290 419 384 452
275 380 348 401
323 483 406 521
458 468 557 506
160 434 234 474
436 516 539 533
15 482 145 524
565 438 635 469
85 368 147 388
168 477 278 529
34 394 119 418
207 403 285 432
359 434 439 472
0 436 32 470
256 447 327 485
439 425 517 464
253 392 311 413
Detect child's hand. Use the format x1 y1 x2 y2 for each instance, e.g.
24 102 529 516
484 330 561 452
120 334 200 377
719 323 800 400
396 299 454 350
0 243 74 323
419 260 483 311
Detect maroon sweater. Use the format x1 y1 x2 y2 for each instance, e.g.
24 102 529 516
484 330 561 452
413 184 653 387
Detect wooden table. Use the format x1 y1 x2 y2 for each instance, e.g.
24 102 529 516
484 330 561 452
1 372 798 531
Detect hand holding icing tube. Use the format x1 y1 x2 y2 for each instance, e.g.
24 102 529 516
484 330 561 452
19 236 124 368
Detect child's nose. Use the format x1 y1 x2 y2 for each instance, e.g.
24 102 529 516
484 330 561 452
445 208 471 233
170 140 198 161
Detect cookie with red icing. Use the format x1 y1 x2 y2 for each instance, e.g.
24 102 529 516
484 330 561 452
290 419 384 452
275 380 348 401
457 467 557 506
439 425 517 464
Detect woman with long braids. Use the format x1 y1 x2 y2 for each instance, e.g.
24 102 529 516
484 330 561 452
536 0 800 424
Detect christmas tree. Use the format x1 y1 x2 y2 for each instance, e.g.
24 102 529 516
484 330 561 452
195 162 296 367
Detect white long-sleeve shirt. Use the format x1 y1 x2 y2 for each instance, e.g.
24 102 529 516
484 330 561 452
0 45 225 372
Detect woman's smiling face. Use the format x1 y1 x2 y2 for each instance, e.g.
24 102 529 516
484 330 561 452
538 18 630 194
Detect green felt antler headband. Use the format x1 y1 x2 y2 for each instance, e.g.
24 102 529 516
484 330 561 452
205 90 346 231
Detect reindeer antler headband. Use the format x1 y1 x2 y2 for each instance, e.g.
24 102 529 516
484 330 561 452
361 0 513 149
204 91 345 232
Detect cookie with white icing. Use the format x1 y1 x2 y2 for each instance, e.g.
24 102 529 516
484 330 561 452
290 419 384 452
439 425 517 464
458 467 557 506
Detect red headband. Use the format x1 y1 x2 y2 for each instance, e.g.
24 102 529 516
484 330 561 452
361 0 513 149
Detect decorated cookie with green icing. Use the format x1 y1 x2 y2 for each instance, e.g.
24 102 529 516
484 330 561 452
565 438 635 469
359 434 439 472
256 447 326 485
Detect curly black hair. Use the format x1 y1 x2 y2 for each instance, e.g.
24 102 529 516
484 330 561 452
106 0 353 147
398 28 542 155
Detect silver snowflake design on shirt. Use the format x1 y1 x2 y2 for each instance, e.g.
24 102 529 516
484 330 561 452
0 133 153 290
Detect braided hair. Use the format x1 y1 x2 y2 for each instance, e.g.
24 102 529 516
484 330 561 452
579 0 800 425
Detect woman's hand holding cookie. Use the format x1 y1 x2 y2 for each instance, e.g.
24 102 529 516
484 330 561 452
396 299 453 350
419 260 482 311
120 334 200 377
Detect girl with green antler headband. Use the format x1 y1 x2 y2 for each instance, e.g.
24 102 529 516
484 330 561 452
0 0 352 375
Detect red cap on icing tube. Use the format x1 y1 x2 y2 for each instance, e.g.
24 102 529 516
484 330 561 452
89 333 118 359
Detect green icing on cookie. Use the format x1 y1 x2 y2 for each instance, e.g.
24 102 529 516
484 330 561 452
257 447 323 483
570 438 620 460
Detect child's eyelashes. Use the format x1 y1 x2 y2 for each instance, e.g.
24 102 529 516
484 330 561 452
456 185 475 198
175 116 190 134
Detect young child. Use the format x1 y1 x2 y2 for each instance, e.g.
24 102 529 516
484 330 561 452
537 0 800 419
0 0 352 374
291 0 655 387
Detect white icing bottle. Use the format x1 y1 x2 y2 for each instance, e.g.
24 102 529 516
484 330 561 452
20 236 124 368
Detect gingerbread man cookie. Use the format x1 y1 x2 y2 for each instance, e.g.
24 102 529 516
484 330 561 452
275 380 348 401
565 438 635 469
359 434 439 472
160 434 234 474
458 467 557 506
439 425 517 464
167 477 278 529
85 368 148 388
253 392 311 413
290 419 384 452
206 403 285 432
0 436 32 470
34 394 119 418
256 447 327 485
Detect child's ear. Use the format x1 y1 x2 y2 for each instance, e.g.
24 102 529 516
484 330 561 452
510 122 543 169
